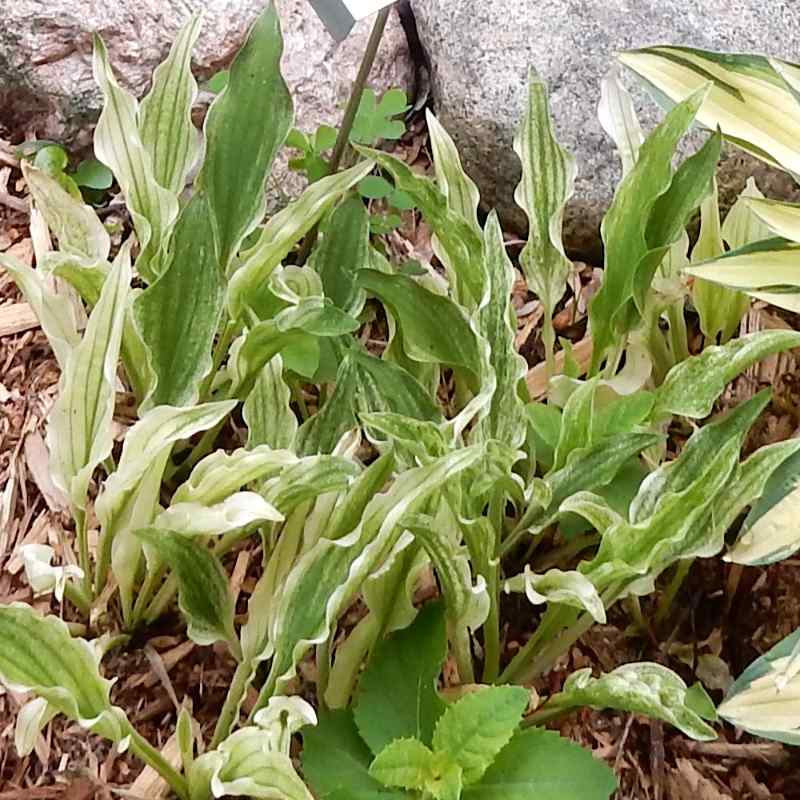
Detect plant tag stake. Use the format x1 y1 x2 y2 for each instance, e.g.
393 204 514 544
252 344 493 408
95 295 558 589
306 0 396 42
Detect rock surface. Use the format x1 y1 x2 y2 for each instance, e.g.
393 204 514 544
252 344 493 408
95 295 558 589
0 1 413 158
410 0 800 258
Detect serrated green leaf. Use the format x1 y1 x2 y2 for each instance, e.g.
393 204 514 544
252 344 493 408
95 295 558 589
196 2 293 270
553 662 717 741
92 37 177 282
135 192 224 408
227 161 374 318
22 162 110 260
514 70 576 336
463 728 616 800
303 710 407 800
653 331 800 419
139 13 202 195
0 603 129 749
368 738 438 792
47 241 130 509
504 566 605 623
135 528 236 648
314 195 370 315
432 686 529 784
243 355 298 450
355 602 447 754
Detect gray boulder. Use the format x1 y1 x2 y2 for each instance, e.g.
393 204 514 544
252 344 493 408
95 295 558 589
0 0 413 155
410 0 800 257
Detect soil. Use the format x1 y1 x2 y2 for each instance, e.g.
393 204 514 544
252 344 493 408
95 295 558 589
2 116 800 800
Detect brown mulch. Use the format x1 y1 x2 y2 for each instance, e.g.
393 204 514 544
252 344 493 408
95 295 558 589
3 124 800 800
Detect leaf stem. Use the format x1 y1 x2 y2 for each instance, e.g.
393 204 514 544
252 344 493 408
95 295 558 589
199 318 237 403
296 6 391 264
482 495 504 683
211 660 253 748
126 725 189 800
64 580 92 615
74 508 94 601
654 558 693 627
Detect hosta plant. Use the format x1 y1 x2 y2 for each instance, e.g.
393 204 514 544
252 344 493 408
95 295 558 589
4 5 800 798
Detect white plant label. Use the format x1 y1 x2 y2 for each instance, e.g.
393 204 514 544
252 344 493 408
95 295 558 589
307 0 396 42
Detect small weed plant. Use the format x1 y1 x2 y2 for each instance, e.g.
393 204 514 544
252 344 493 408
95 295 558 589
4 6 800 798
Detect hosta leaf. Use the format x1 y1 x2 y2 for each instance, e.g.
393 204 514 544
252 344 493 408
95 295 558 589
92 37 176 282
462 728 617 800
726 448 800 566
719 627 800 744
314 194 370 315
589 88 706 370
227 161 374 318
135 192 224 408
244 355 298 450
173 444 297 506
598 68 644 176
685 237 800 313
619 46 800 177
135 528 236 648
196 2 292 271
652 331 800 419
47 242 130 508
22 162 110 260
504 566 606 623
473 212 528 449
553 663 717 741
432 686 529 784
155 492 283 536
138 12 202 195
552 379 595 472
354 146 485 311
0 252 79 367
355 602 447 754
514 69 577 325
0 603 129 748
303 710 407 800
722 178 772 250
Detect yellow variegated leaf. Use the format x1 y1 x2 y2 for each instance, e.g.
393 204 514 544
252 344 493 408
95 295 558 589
747 197 800 242
619 46 800 177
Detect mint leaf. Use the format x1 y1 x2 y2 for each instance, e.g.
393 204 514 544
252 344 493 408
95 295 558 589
432 686 529 784
463 729 617 800
369 738 437 791
302 710 406 800
354 601 447 753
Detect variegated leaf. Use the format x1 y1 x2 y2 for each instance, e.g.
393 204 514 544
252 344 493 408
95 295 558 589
155 492 283 536
598 67 644 176
243 355 298 450
504 565 605 623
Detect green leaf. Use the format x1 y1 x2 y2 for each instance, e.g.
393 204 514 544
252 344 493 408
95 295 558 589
135 528 236 648
92 36 177 282
554 663 717 741
355 602 447 753
514 70 577 332
719 627 800 744
314 194 370 315
462 728 617 800
351 89 409 146
432 686 529 784
504 566 606 623
0 252 79 368
72 158 114 190
0 603 129 748
22 162 110 260
359 175 394 199
227 161 374 318
206 69 230 94
33 144 68 175
243 355 298 450
589 87 707 370
196 2 293 270
47 242 130 509
139 13 202 195
552 379 596 472
303 710 407 800
653 331 800 419
369 739 438 792
134 192 224 408
619 46 800 177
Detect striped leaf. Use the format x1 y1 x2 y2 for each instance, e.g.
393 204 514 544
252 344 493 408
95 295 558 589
139 13 203 195
514 70 577 364
504 566 605 623
22 162 110 260
196 2 293 271
92 37 177 283
243 355 298 450
598 68 644 176
619 46 800 177
226 161 373 319
155 492 283 536
134 192 224 408
652 330 800 420
135 528 236 648
47 242 130 509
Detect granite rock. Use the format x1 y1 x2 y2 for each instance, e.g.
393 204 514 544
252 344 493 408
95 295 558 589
410 0 800 258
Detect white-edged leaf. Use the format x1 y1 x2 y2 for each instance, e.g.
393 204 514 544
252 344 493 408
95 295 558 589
19 544 83 603
504 565 606 623
243 355 298 450
155 492 283 536
47 241 130 509
598 67 644 176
